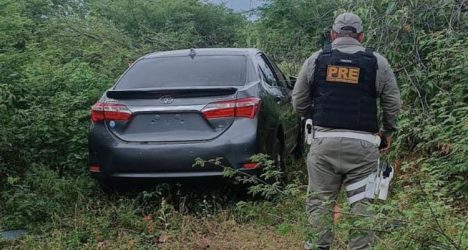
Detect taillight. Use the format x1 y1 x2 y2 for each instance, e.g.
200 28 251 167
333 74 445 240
242 162 258 170
235 97 261 118
89 164 101 173
91 102 132 123
201 97 260 119
201 101 236 119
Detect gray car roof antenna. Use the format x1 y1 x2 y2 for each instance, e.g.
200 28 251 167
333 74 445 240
189 48 197 59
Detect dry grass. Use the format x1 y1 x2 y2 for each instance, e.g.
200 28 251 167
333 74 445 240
159 212 303 250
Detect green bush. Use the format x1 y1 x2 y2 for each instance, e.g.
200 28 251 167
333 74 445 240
1 165 94 229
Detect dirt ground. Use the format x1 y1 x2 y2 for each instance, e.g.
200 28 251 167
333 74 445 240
159 218 303 250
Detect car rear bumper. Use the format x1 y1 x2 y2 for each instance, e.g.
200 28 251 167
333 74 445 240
112 171 225 178
88 119 258 180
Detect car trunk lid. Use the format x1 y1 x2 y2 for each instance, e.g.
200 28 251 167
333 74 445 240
100 87 241 142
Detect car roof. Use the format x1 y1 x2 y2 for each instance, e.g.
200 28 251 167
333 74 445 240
143 48 261 59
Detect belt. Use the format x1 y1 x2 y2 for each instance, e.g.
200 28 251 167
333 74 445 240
314 131 381 146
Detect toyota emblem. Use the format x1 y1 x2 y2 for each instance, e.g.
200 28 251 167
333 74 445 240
159 95 174 104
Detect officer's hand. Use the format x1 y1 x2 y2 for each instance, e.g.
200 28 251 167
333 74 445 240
381 135 392 152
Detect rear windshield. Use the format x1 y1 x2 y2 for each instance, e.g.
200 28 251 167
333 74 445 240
115 55 247 89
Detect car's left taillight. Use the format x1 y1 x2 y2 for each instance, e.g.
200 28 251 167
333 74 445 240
90 102 132 123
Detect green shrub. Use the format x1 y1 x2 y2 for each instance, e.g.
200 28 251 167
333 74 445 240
1 165 94 229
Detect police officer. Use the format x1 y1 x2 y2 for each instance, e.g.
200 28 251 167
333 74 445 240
292 13 401 250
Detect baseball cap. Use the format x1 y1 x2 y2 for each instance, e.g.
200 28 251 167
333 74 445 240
332 12 363 33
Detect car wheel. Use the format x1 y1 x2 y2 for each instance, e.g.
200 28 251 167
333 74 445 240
291 117 305 159
95 178 117 192
271 137 286 179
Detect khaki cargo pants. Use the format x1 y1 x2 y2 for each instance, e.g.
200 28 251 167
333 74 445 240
305 137 379 250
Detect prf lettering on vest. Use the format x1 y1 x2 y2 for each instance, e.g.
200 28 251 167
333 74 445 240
326 65 360 84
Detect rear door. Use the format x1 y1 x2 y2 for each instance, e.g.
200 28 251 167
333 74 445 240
102 54 253 142
257 53 299 153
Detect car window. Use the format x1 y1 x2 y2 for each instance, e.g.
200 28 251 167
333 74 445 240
115 55 247 89
257 54 279 87
264 55 288 88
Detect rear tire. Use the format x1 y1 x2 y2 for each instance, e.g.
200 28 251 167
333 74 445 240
270 137 286 181
292 117 305 159
96 179 116 194
273 138 283 167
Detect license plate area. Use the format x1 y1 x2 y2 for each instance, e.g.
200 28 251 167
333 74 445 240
107 111 233 142
149 113 187 128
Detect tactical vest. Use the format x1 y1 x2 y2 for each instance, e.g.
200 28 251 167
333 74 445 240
312 44 379 133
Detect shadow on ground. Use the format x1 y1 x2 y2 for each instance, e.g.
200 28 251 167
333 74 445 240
99 177 256 213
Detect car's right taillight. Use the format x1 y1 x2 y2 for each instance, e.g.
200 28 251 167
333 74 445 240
201 97 260 120
91 102 132 123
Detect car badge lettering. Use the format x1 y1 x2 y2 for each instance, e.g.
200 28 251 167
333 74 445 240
159 95 174 104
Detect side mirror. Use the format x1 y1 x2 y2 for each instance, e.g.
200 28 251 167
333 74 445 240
287 76 297 89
